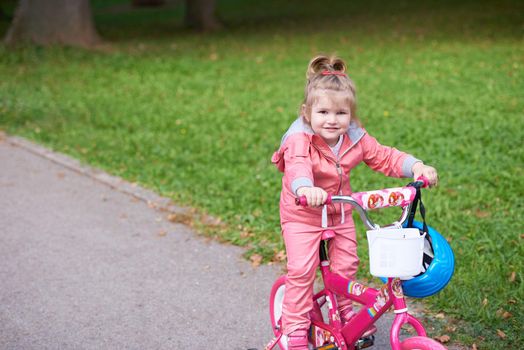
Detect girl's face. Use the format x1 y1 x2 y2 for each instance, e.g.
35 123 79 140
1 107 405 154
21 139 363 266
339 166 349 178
303 90 352 147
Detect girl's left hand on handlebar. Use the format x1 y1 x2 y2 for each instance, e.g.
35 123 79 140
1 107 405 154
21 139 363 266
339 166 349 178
296 186 328 207
412 162 438 187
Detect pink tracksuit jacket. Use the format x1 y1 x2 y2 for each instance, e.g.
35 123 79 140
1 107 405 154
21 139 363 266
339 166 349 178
271 117 420 334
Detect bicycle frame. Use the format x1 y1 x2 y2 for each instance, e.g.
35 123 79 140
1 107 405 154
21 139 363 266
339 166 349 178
312 255 427 350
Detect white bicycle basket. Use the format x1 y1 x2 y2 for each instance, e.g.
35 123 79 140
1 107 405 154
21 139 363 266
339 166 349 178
366 228 426 279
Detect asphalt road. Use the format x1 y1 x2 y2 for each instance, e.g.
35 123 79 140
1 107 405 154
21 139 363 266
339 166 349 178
0 135 399 349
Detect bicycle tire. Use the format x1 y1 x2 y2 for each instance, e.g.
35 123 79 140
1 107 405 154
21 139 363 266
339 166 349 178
400 336 447 350
269 275 288 350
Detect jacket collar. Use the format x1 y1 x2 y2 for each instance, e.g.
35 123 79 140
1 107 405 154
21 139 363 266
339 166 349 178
311 134 351 162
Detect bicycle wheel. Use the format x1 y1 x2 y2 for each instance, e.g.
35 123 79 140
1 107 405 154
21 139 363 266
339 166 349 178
400 336 447 350
269 275 288 349
269 276 331 349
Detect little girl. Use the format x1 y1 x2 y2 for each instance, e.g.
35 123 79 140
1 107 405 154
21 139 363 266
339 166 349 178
271 55 438 349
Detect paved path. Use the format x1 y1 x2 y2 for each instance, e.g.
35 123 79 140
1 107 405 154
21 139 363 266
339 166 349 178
0 135 397 349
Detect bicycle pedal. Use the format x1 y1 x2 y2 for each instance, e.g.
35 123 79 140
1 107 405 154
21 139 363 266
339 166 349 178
355 335 375 349
313 344 339 350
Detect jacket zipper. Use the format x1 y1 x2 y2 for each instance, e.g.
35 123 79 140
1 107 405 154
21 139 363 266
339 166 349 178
310 143 344 219
311 132 366 223
335 162 343 194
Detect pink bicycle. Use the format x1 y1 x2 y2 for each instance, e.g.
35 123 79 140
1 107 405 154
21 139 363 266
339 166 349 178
264 178 449 350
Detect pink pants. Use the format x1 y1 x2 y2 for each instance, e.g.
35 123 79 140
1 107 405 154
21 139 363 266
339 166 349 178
281 215 359 335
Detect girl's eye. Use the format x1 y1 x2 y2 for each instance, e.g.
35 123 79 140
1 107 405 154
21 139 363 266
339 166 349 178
317 110 328 114
337 111 348 115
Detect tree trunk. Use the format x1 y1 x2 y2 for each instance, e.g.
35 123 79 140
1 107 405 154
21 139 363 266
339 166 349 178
4 0 101 48
185 0 221 31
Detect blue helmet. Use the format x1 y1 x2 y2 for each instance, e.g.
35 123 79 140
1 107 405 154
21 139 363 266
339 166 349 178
380 220 455 298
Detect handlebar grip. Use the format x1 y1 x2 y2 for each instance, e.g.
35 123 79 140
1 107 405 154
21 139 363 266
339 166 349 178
416 176 430 188
295 196 307 206
295 194 332 206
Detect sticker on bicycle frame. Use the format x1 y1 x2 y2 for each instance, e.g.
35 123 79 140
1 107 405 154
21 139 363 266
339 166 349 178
367 193 384 209
310 325 337 348
388 191 405 206
348 281 367 296
354 187 415 210
368 285 389 317
392 278 404 298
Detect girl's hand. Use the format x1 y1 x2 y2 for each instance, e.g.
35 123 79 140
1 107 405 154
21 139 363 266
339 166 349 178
296 186 328 207
412 162 438 187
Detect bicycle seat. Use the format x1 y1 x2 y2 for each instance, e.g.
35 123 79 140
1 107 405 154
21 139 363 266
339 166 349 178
321 230 336 240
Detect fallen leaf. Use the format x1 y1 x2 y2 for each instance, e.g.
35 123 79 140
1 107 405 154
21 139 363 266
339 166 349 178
509 271 516 282
274 250 286 262
157 230 167 237
445 325 457 332
167 212 193 225
474 209 490 218
435 313 445 319
496 329 506 339
434 335 450 343
496 308 514 319
445 188 458 196
203 215 222 226
482 298 488 306
250 254 263 267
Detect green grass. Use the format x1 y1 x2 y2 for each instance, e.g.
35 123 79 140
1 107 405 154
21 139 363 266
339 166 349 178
1 0 523 348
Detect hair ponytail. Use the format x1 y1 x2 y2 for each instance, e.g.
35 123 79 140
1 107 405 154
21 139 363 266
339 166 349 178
331 57 347 74
306 55 348 80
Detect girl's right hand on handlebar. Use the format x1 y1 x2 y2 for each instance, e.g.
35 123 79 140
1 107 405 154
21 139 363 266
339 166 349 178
296 187 328 207
412 163 438 188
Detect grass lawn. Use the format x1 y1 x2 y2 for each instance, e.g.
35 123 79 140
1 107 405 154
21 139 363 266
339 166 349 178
1 0 523 348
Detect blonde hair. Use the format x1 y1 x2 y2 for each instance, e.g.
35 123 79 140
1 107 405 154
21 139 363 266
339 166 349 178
302 55 359 125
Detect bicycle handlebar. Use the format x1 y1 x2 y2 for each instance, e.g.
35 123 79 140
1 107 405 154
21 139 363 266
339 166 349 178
294 176 429 230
